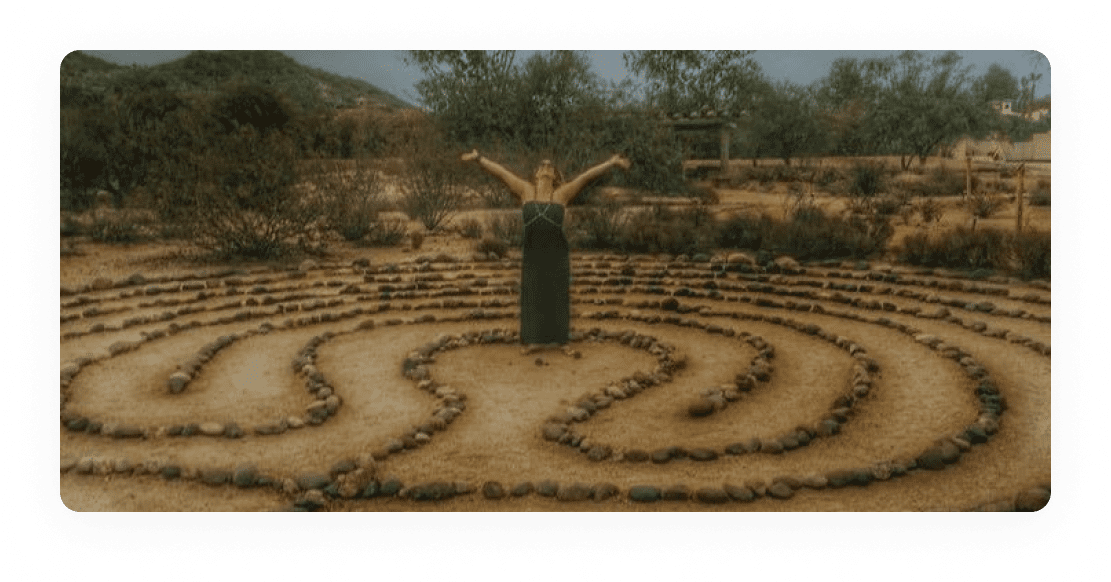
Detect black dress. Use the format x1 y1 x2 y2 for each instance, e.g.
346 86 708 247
520 202 570 345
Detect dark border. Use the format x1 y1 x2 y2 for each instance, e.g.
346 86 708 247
13 2 1097 577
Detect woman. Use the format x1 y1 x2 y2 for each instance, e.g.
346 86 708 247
461 150 631 351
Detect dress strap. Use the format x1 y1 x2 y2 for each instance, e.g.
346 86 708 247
524 204 561 228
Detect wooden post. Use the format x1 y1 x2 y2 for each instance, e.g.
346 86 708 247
965 154 972 198
1016 164 1026 234
720 127 730 175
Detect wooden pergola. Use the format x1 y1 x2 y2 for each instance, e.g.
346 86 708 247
659 114 738 176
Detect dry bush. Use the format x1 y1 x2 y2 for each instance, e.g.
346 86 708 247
964 191 1006 229
150 126 324 259
1029 178 1050 206
1011 229 1051 279
486 212 523 248
898 227 1009 270
475 237 509 258
310 158 386 242
459 217 484 239
567 202 627 250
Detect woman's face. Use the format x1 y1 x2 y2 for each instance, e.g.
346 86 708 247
535 159 559 196
535 160 557 184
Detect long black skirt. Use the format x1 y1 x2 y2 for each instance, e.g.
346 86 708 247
520 202 570 345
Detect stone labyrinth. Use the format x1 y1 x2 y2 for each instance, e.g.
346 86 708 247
59 251 1051 511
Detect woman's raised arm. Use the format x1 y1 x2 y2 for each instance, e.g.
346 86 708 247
553 154 631 205
462 150 533 202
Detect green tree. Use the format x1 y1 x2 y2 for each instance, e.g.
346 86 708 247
860 52 993 169
749 81 826 165
405 50 520 146
974 63 1020 103
623 50 762 117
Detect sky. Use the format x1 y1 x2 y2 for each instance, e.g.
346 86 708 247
81 49 1051 108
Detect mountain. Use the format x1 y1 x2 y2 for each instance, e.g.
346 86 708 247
60 50 412 111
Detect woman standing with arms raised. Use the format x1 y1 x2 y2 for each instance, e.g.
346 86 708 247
461 150 631 351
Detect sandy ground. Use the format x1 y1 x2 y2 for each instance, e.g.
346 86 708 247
58 185 1050 512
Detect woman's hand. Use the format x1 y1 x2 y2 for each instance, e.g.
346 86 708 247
610 154 631 170
461 149 480 162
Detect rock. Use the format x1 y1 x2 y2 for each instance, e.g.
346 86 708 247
816 419 840 437
295 473 332 491
916 447 946 471
1014 487 1051 512
198 422 224 436
661 484 691 501
586 446 611 462
687 398 715 417
541 424 566 441
167 371 190 394
760 439 784 454
510 482 533 497
695 488 730 504
593 483 619 502
294 489 326 510
340 468 373 496
159 465 181 480
724 483 756 502
535 480 559 497
629 485 662 503
767 481 795 499
286 416 304 429
223 423 244 439
330 459 357 476
482 481 506 499
624 449 649 463
200 469 231 486
801 474 828 489
409 481 456 502
556 483 593 502
298 259 318 272
688 448 718 461
825 469 858 488
232 464 258 488
113 425 144 439
379 476 403 497
650 448 673 464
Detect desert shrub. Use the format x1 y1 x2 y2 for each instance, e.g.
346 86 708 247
912 197 944 226
360 217 407 247
610 204 717 255
686 183 720 205
486 212 523 248
911 166 966 197
88 212 146 244
1011 229 1051 279
474 237 509 258
964 191 1006 227
771 206 891 260
848 161 886 198
311 158 386 242
399 150 467 232
60 214 84 237
897 227 1010 270
149 123 322 259
717 212 773 250
813 167 842 188
476 186 517 209
459 217 484 239
567 202 626 250
1029 179 1050 206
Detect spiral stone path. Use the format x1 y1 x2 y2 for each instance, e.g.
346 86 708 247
59 251 1050 511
